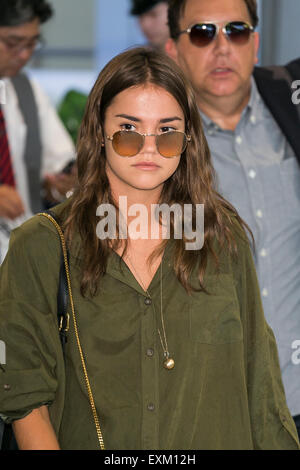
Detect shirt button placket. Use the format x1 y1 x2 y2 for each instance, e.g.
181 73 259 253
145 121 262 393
235 128 264 234
140 294 159 449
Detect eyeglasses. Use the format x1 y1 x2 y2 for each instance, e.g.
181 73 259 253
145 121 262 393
177 21 254 47
0 36 44 53
105 130 191 158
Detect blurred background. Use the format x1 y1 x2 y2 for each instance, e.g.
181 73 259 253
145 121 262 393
25 0 300 137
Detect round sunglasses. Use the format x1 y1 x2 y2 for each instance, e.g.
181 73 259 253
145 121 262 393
105 130 191 158
177 21 254 47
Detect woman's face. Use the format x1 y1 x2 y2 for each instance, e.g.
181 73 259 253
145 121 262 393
103 83 185 196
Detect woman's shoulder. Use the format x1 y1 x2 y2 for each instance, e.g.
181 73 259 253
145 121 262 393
9 200 71 254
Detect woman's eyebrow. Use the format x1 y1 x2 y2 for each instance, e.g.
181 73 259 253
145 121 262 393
115 114 183 123
160 117 183 123
115 114 140 122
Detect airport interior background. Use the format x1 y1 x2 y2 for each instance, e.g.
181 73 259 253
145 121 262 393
26 0 300 139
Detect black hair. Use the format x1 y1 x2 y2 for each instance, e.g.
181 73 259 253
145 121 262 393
0 0 53 27
130 0 167 16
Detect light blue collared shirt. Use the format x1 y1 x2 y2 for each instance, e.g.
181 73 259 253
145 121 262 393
201 78 300 416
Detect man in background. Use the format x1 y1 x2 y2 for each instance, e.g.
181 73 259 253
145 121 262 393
165 0 300 438
130 0 169 51
0 0 76 263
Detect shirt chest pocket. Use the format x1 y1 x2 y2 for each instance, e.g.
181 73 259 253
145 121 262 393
189 274 243 344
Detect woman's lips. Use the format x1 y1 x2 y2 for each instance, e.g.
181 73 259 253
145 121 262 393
132 162 160 170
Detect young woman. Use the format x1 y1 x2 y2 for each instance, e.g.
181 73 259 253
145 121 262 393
0 48 298 450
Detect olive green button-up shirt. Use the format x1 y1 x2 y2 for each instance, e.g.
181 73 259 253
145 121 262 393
0 206 299 450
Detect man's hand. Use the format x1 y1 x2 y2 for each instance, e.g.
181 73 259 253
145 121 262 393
0 185 25 219
43 163 77 204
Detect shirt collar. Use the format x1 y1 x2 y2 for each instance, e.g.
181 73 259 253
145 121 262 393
106 239 175 294
68 221 176 295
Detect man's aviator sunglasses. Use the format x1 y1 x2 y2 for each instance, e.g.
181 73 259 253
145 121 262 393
106 130 191 158
177 21 254 47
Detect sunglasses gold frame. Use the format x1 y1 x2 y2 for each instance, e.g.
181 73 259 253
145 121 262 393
105 130 191 158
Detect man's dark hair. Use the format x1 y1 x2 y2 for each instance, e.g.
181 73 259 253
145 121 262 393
168 0 259 40
130 0 167 16
0 0 53 27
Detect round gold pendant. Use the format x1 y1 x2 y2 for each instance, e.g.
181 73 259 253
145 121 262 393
163 357 175 370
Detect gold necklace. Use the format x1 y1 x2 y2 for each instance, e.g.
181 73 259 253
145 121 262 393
126 256 175 370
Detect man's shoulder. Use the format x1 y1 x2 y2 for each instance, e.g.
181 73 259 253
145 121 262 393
286 57 300 67
8 72 53 110
254 57 300 82
285 58 300 80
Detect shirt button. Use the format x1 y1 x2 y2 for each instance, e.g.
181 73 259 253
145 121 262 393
3 384 11 391
146 348 154 357
262 288 268 297
249 169 256 179
236 136 242 145
250 115 256 124
256 209 263 219
260 248 267 257
147 403 155 411
144 297 152 306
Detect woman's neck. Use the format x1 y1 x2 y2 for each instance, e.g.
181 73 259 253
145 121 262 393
109 177 163 213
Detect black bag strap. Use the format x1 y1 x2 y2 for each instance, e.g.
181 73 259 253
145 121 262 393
44 210 70 354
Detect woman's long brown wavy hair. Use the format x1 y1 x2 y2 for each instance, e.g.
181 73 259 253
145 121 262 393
63 47 250 297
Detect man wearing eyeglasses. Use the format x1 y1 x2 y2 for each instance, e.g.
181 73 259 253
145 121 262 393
165 0 300 440
0 0 76 263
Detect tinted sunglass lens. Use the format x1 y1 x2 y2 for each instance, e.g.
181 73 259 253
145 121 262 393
190 23 216 47
157 132 186 157
112 131 143 156
226 22 251 44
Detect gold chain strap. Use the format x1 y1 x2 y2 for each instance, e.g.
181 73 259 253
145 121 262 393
38 213 105 450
